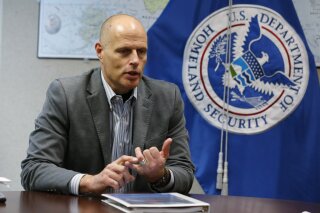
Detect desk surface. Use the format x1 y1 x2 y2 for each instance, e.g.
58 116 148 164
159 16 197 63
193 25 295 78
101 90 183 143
0 191 319 213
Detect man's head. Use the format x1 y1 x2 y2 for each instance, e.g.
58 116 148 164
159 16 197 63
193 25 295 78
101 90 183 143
95 14 148 94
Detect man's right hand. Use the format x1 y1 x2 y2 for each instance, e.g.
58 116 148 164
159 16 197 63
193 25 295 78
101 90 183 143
79 155 138 195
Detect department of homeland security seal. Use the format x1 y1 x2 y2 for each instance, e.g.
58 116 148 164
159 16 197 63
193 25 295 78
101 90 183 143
182 5 309 134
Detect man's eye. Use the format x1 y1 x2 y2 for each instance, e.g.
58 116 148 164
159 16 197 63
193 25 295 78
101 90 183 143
118 49 131 55
137 49 146 56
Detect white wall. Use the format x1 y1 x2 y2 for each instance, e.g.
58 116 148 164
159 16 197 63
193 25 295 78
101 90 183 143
0 0 2 79
0 0 99 191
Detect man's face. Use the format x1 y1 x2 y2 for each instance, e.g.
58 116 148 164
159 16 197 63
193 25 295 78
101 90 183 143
96 18 147 94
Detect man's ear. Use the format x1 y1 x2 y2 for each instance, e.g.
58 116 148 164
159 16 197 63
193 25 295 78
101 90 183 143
95 42 103 60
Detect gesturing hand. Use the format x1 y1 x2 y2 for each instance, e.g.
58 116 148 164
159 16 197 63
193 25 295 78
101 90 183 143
79 155 138 195
128 138 173 183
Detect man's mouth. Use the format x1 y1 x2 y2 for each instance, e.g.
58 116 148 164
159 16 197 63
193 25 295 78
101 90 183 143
126 71 140 76
124 71 141 80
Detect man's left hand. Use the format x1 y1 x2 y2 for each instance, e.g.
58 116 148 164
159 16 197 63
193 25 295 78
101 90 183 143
126 138 172 183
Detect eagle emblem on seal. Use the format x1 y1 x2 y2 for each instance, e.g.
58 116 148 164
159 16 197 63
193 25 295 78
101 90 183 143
210 15 295 109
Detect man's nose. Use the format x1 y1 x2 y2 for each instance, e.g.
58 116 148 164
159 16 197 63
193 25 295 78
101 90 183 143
129 50 139 66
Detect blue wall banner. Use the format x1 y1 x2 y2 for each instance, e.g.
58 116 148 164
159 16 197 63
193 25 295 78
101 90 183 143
145 0 320 202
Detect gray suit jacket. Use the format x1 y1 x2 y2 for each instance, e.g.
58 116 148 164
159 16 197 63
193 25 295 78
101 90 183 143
21 68 194 194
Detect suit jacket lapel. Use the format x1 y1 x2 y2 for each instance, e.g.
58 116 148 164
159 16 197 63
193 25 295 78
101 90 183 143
132 78 153 152
86 69 112 165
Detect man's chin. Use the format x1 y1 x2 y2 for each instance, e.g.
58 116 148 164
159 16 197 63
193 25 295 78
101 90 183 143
120 82 139 93
127 82 139 90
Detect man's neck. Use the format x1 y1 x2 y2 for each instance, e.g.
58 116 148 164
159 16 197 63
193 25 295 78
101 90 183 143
121 90 133 102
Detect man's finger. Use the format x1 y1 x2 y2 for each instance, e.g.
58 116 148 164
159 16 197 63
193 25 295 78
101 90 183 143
123 171 135 184
135 147 144 161
161 138 173 159
115 155 138 165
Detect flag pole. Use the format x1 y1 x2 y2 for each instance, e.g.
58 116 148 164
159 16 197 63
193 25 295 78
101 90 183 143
221 0 233 196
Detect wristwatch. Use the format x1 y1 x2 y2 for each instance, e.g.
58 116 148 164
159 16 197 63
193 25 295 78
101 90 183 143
151 167 171 188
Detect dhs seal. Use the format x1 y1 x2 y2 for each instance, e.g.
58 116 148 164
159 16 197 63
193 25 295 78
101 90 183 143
182 5 309 134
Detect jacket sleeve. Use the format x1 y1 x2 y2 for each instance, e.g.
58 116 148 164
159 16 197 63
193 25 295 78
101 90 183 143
21 79 77 194
158 84 195 194
149 84 194 194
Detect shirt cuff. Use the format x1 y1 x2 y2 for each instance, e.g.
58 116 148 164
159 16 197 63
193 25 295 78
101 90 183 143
166 169 175 189
69 174 85 195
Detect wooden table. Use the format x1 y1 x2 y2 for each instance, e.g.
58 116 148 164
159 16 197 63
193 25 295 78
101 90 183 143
0 191 319 213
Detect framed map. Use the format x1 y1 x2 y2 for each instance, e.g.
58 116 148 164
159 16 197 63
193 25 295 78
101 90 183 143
293 0 320 66
38 0 169 59
38 0 319 65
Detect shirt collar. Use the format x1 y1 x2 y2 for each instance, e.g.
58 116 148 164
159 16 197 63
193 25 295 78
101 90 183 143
100 70 137 108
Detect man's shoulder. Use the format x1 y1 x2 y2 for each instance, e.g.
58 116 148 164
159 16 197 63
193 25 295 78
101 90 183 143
57 68 98 84
51 68 100 88
142 75 177 91
140 76 182 102
47 68 100 95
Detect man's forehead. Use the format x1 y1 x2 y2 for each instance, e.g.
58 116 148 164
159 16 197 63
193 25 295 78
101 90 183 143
105 26 147 46
102 19 146 45
104 15 145 33
112 38 147 50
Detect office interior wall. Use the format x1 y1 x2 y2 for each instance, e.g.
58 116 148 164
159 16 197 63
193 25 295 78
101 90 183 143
0 0 99 191
0 0 2 82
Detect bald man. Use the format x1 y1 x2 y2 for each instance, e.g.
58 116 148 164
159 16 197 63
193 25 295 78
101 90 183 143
21 14 194 195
